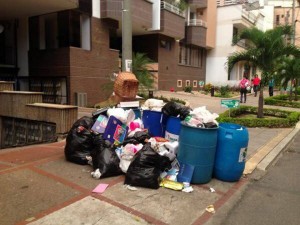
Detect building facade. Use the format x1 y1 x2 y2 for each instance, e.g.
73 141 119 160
268 0 300 46
206 0 266 86
0 0 216 107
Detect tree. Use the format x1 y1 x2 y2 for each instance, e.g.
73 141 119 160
132 52 154 91
275 57 300 101
227 25 300 118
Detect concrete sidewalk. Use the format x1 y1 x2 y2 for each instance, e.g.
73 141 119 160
0 90 299 225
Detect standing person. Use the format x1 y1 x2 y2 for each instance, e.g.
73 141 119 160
269 77 274 96
252 74 261 97
239 75 250 103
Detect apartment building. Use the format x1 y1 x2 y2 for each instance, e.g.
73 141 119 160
268 0 300 46
0 0 216 107
206 0 266 86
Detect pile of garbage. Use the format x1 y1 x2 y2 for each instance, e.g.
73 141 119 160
64 99 219 192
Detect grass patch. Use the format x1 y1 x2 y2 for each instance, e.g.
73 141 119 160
217 105 300 128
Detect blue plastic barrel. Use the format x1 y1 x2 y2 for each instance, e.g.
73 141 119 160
165 116 181 142
142 110 166 137
177 123 218 184
213 123 249 182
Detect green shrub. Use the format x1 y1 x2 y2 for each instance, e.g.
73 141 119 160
217 106 300 128
183 86 192 93
203 83 213 93
217 85 230 97
156 95 186 105
265 95 300 108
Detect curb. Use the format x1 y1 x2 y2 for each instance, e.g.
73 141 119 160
256 121 300 171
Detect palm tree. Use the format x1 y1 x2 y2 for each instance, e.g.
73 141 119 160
276 57 300 101
132 52 154 91
227 25 300 118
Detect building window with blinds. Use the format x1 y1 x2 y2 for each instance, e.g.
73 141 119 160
179 44 203 68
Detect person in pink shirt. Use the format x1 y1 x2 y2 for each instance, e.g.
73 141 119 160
252 74 261 97
239 75 250 103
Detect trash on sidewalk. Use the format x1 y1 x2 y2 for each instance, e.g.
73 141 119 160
124 143 171 189
182 183 194 193
63 97 226 193
205 205 216 214
123 184 138 191
64 116 95 165
92 183 109 194
209 187 216 193
160 178 184 191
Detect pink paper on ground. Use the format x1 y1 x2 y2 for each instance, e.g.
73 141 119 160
92 183 109 193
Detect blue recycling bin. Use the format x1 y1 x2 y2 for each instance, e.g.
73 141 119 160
142 110 166 137
165 116 181 142
177 123 218 184
213 123 249 182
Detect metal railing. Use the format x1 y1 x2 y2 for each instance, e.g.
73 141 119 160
187 19 207 27
161 1 184 17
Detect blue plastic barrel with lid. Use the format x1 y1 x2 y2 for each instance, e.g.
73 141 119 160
213 123 249 182
177 122 218 184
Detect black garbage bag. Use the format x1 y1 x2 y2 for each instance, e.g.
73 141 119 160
162 101 191 120
70 116 95 130
122 131 151 145
64 116 95 165
91 135 123 178
204 122 218 128
124 143 172 189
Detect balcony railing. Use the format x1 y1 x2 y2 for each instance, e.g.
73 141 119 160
161 1 185 17
242 10 257 24
187 19 207 27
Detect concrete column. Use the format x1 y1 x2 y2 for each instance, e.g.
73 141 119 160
122 0 132 72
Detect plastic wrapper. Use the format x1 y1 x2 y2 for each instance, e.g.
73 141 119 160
124 143 172 189
162 101 191 120
91 135 123 178
141 98 165 111
107 108 135 125
160 178 184 191
64 116 95 165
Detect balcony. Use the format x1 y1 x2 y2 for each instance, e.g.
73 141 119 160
188 19 207 27
160 1 185 39
160 1 185 17
232 8 258 30
0 0 78 19
242 10 257 24
100 0 152 34
187 0 208 8
185 19 207 47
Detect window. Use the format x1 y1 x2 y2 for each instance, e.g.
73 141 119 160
276 15 280 25
179 44 204 67
177 80 182 87
30 11 91 50
233 27 238 37
185 80 191 87
193 80 197 87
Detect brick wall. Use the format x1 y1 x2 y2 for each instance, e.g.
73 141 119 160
157 36 206 91
69 18 119 106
